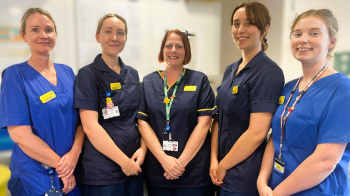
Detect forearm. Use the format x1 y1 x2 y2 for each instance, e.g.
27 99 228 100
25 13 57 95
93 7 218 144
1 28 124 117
219 128 266 170
179 116 211 167
273 143 346 196
210 115 219 164
140 136 147 152
257 137 275 186
84 123 129 167
138 119 167 162
70 124 85 156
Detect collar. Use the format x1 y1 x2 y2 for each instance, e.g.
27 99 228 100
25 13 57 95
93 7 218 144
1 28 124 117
93 54 128 77
235 50 266 70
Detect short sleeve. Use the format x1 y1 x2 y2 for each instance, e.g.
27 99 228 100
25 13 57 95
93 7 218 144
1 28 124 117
1 67 31 128
74 67 100 111
249 62 284 113
197 75 217 116
136 82 148 121
317 82 350 144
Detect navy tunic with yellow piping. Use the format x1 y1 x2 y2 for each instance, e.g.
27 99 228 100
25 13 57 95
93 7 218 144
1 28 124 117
137 68 217 188
74 54 141 185
216 51 284 195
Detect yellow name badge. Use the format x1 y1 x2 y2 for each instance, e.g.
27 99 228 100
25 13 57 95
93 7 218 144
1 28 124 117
232 86 238 94
184 86 197 91
279 96 285 104
110 83 121 90
40 91 56 103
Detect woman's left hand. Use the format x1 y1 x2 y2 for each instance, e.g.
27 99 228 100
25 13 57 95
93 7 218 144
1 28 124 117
216 163 226 183
131 148 146 166
56 151 79 178
61 175 76 194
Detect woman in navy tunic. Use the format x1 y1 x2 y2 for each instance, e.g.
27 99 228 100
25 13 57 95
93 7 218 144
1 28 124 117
137 30 217 196
1 8 84 196
257 9 350 196
74 14 145 196
210 2 284 196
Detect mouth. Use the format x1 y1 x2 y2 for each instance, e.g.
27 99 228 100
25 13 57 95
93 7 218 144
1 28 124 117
237 37 248 42
109 45 120 47
169 56 179 59
38 42 50 44
297 47 312 52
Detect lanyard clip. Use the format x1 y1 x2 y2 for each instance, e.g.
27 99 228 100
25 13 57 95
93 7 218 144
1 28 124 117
164 120 171 135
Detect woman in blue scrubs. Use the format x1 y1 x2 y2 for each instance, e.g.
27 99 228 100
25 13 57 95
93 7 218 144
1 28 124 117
137 30 217 196
210 2 284 196
0 8 84 195
257 9 350 196
74 14 145 196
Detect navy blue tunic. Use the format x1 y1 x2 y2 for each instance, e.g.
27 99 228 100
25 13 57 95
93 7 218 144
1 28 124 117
137 69 217 188
74 54 141 185
216 51 284 195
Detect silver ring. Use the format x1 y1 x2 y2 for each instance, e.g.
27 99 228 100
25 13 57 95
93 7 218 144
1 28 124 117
68 187 72 189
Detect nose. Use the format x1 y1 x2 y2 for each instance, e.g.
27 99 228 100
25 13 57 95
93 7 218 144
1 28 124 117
39 30 48 38
170 46 177 52
237 24 245 33
111 33 119 42
299 34 309 44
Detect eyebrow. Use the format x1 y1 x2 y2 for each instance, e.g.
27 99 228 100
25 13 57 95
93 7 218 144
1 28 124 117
103 27 124 30
233 19 249 22
293 28 322 32
28 25 53 28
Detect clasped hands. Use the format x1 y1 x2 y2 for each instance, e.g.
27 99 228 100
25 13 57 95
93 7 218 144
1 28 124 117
160 155 185 180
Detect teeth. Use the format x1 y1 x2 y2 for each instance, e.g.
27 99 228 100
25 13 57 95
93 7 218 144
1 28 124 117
238 37 247 40
298 48 311 51
169 57 178 59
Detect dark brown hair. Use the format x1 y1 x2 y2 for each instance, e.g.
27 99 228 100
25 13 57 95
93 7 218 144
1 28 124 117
158 30 191 65
231 1 271 51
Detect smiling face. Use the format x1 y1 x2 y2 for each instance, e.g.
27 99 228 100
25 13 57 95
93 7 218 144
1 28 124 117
232 7 262 53
291 16 335 65
20 13 57 56
163 33 185 68
96 17 127 57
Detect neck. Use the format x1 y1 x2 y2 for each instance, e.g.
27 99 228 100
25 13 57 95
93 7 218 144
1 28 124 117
27 53 53 70
101 53 120 72
241 46 261 66
301 59 327 83
165 65 183 76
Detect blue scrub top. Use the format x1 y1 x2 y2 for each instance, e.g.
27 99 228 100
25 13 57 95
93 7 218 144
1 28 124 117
74 54 141 185
137 69 217 188
269 73 350 196
216 51 284 195
0 62 79 195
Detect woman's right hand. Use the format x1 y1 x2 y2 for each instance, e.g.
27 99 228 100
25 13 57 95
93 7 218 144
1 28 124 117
257 183 274 196
160 155 185 179
121 158 142 176
210 159 223 186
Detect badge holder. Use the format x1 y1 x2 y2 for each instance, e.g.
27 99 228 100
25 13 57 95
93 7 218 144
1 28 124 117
45 175 63 196
273 157 285 176
102 91 120 119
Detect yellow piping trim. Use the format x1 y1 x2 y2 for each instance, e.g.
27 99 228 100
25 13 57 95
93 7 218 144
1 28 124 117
138 112 148 117
158 68 186 92
197 106 217 112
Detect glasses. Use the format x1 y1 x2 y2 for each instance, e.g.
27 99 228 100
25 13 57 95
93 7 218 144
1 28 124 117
165 29 195 37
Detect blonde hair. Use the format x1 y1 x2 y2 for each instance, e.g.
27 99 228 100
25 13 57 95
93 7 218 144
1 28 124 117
21 8 57 34
290 9 338 59
96 14 128 35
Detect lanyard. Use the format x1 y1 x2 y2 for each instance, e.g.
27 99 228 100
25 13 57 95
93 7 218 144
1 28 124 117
164 69 184 140
278 64 328 159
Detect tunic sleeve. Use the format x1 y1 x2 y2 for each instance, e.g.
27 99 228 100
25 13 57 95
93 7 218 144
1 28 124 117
317 81 350 144
74 68 100 111
249 63 284 113
197 75 217 116
1 67 31 128
136 82 148 122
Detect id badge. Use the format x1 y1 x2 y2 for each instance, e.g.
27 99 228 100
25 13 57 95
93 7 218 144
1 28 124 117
45 188 63 196
102 106 120 119
274 158 285 175
163 140 178 152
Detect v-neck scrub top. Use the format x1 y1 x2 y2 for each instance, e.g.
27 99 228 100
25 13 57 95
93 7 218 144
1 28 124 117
269 73 350 196
137 69 217 188
216 51 284 195
74 54 141 185
1 62 79 195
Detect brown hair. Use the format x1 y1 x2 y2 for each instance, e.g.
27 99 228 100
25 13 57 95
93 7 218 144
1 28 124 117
21 8 57 34
96 14 128 35
158 30 192 65
230 1 271 51
290 9 338 59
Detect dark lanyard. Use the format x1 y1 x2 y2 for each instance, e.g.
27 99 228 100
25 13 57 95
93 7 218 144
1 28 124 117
278 64 328 159
163 69 184 140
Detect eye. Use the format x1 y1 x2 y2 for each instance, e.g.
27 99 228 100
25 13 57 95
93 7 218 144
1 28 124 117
32 28 39 33
106 30 111 34
45 28 53 33
312 32 319 36
246 22 252 26
118 32 124 35
177 45 183 49
293 32 301 37
165 45 171 48
233 23 240 28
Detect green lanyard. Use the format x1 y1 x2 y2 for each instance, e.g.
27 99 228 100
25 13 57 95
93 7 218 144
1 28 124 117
163 69 184 140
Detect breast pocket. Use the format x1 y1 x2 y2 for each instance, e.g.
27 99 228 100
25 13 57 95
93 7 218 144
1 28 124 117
285 112 317 153
227 85 250 120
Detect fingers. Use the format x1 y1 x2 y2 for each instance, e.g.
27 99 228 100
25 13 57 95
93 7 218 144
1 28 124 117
58 156 65 166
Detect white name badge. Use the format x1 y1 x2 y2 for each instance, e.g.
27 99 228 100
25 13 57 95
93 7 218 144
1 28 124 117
162 140 178 152
102 106 120 119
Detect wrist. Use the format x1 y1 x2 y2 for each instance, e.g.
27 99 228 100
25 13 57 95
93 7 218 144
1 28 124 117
178 156 188 167
218 161 228 172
